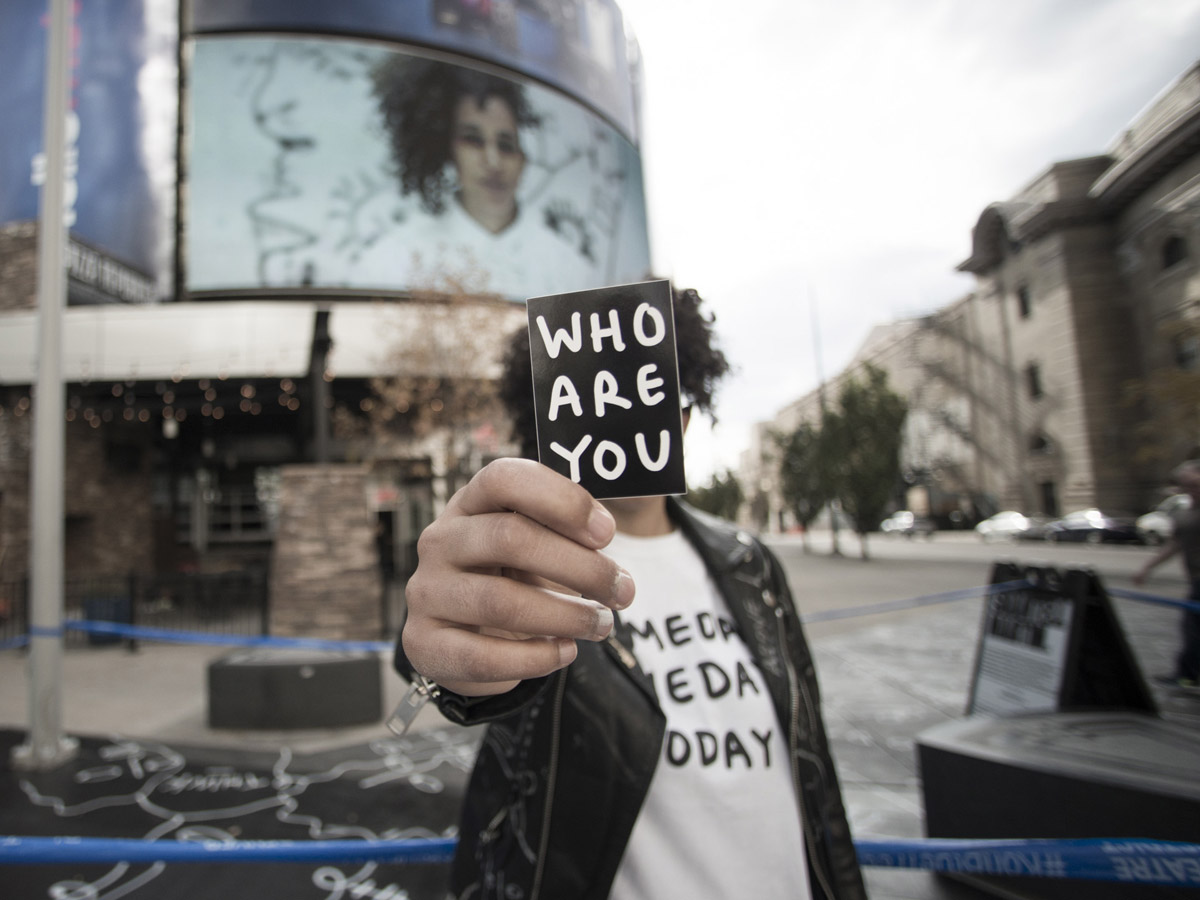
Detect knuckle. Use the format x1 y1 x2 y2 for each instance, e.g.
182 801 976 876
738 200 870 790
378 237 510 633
474 579 515 626
472 458 515 497
486 513 527 559
415 519 447 558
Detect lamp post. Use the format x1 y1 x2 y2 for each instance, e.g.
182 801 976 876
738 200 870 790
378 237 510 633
12 0 79 771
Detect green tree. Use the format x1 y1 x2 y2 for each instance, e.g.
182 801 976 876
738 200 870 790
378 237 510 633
775 423 828 553
821 365 907 559
688 469 744 522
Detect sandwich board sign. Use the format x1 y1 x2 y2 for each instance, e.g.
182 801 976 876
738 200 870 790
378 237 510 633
526 279 686 499
966 562 1157 717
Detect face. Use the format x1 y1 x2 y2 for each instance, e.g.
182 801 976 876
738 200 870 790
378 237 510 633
450 95 526 233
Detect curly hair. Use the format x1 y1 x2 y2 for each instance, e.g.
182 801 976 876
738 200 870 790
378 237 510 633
372 56 540 215
499 283 732 459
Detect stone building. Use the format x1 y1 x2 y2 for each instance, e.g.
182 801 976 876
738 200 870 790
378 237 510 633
748 60 1200 532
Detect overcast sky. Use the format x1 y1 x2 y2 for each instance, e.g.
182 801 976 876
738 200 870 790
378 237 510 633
615 0 1200 484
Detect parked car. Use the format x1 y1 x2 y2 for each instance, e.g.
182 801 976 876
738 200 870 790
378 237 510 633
974 510 1053 542
1136 493 1191 545
1041 509 1143 544
879 510 936 538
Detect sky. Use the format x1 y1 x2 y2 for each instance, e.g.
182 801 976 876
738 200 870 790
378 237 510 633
614 0 1200 485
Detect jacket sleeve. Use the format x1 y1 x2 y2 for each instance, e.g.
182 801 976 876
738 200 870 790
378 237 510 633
764 544 869 900
391 631 552 726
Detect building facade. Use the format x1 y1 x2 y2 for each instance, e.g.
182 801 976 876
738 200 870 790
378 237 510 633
749 60 1200 533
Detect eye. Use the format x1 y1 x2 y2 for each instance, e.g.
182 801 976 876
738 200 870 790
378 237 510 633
497 135 520 155
455 128 485 148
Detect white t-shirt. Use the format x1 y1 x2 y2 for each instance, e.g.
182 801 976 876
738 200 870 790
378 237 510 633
605 529 811 900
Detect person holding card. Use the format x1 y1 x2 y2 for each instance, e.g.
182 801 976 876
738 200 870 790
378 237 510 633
392 286 866 900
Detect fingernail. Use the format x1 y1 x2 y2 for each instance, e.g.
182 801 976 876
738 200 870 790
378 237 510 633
587 503 615 546
614 569 635 609
594 606 614 640
558 638 578 666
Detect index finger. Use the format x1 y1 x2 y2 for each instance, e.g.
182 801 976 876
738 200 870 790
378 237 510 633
451 458 616 550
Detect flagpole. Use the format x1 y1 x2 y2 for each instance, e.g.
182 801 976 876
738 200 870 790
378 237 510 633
810 287 842 557
12 0 79 771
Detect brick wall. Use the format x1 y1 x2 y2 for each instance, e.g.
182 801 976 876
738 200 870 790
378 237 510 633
0 223 37 312
0 410 31 579
269 464 382 641
0 411 157 581
63 421 156 575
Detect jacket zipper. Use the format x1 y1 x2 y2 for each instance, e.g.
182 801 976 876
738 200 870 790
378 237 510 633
530 668 568 899
767 588 837 900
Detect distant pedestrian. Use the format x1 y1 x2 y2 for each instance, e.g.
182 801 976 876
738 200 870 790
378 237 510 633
1133 459 1200 692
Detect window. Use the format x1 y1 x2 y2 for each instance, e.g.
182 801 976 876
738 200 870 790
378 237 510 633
1039 481 1059 518
1026 362 1043 399
1162 235 1188 270
1175 333 1200 371
1016 285 1032 319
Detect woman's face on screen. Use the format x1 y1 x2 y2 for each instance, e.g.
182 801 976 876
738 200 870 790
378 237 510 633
450 94 526 233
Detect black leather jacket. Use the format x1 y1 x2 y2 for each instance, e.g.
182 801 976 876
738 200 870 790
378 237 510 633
394 499 867 900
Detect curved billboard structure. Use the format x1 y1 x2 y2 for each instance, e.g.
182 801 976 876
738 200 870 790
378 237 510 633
184 2 650 301
0 0 162 286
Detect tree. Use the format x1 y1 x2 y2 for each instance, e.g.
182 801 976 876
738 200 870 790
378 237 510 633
775 423 828 553
1123 319 1200 467
688 469 744 522
821 365 907 560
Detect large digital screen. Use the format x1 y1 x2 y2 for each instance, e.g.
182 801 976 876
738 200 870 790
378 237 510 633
185 36 651 300
0 0 162 281
190 0 639 142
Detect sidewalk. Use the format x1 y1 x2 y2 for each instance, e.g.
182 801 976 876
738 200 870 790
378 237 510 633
0 570 1196 899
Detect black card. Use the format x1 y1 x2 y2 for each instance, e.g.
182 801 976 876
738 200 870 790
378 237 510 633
527 280 686 498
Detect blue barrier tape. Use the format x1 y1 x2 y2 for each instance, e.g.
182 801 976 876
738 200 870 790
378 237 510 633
61 620 392 654
856 837 1200 885
0 835 456 866
1108 587 1200 614
3 835 1199 883
27 626 64 639
800 580 1027 624
2 580 1196 656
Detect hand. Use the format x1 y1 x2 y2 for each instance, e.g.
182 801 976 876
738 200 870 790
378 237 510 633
401 458 635 697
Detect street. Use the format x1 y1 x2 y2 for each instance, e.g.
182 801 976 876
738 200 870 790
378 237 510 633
768 529 1186 624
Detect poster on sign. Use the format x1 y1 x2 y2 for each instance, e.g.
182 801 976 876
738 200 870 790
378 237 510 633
527 280 686 499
